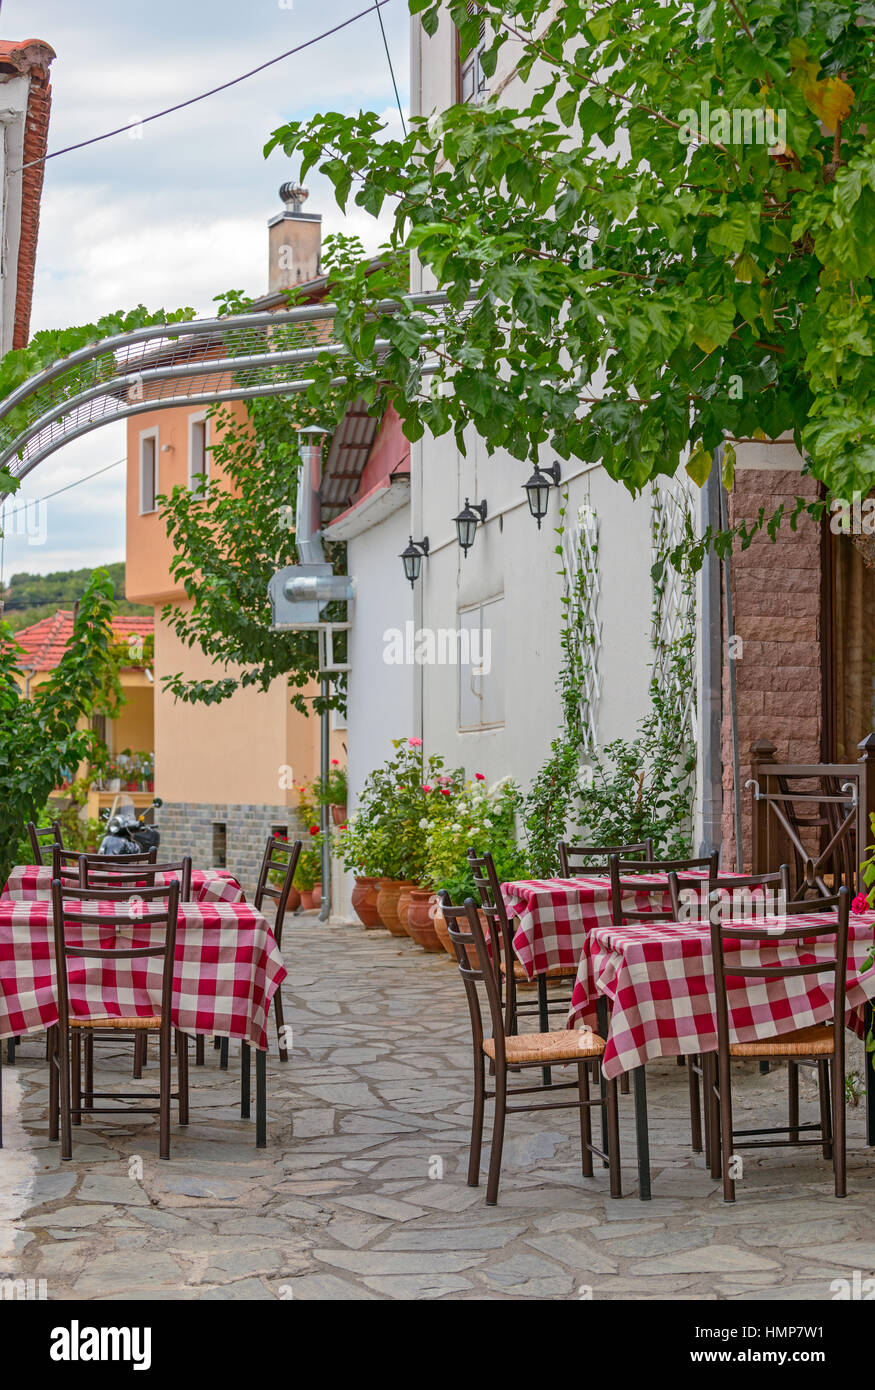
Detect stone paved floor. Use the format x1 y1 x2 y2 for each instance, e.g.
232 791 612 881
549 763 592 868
2 913 875 1301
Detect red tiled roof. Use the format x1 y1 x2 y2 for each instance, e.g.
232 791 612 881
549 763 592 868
0 39 56 349
12 610 153 671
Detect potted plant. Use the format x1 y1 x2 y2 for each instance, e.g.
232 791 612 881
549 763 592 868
424 776 526 958
334 817 383 928
318 760 348 826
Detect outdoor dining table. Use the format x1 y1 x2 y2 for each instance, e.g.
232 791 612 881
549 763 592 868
1 865 246 904
0 896 285 1149
566 904 875 1197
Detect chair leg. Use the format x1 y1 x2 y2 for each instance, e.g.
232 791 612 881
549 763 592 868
537 975 551 1086
818 1058 833 1161
687 1056 702 1153
633 1067 651 1201
274 988 287 1062
219 1037 230 1070
831 1057 846 1198
48 1028 59 1142
468 1049 485 1188
177 1032 189 1125
133 1032 146 1078
158 1027 171 1160
240 1043 251 1119
705 1054 722 1179
485 1067 507 1206
195 1036 205 1067
718 1049 735 1202
578 1063 593 1177
599 1059 610 1168
71 1031 82 1126
606 1074 622 1198
788 1061 799 1144
619 1072 630 1095
58 1028 72 1161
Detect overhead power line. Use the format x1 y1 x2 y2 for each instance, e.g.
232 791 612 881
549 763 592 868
17 0 398 174
1 455 126 523
374 1 407 135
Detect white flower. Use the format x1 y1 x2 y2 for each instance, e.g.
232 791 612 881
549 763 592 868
419 818 429 829
451 823 462 832
484 818 493 829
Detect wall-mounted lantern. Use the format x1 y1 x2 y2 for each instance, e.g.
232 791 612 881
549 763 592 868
400 536 429 587
524 461 562 529
453 498 487 557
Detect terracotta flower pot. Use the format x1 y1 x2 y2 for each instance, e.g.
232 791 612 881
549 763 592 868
407 890 445 952
286 886 301 913
331 804 347 826
312 881 322 908
396 882 417 936
299 888 317 910
376 879 408 936
351 876 383 929
434 903 482 965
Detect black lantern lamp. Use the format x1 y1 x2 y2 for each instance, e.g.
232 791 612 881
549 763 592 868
400 536 429 587
524 461 562 529
453 498 487 556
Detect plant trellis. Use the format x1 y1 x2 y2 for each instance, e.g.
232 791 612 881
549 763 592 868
651 473 697 747
561 499 601 753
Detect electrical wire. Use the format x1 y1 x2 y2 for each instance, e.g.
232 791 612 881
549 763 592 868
16 0 398 174
374 1 407 135
1 455 126 523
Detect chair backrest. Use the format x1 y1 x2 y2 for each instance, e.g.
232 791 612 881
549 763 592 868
79 848 157 866
48 843 84 885
253 834 302 937
710 885 849 1066
50 876 180 1034
558 838 654 877
78 854 192 902
668 865 792 923
608 851 719 926
466 847 517 1013
27 819 63 865
437 892 508 1066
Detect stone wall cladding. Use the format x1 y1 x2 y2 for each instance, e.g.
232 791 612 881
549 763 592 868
157 802 305 896
721 468 822 869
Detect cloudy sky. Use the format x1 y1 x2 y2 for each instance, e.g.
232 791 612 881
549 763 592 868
0 0 409 580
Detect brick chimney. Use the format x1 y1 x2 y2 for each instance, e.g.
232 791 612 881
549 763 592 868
268 183 322 293
0 38 56 350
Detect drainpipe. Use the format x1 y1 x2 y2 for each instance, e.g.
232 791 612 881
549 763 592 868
697 447 724 857
296 427 332 922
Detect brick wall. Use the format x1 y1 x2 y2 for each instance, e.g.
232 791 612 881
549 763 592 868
13 50 53 350
158 802 306 896
721 469 822 869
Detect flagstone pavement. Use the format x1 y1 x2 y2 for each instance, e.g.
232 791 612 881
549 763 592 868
2 913 874 1301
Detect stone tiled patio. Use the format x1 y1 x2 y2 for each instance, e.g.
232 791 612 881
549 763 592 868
2 913 874 1301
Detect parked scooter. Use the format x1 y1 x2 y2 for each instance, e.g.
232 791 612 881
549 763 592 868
97 794 164 856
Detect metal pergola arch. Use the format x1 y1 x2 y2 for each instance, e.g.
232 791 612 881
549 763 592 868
0 291 450 480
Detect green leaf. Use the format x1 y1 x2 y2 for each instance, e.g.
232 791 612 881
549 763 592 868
686 442 713 488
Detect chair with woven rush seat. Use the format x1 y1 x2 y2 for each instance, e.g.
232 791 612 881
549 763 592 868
558 838 654 878
467 847 577 1088
708 884 850 1201
48 876 187 1160
238 834 301 1066
438 893 621 1205
27 819 63 864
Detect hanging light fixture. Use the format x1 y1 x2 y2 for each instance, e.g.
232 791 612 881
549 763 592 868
523 461 562 529
453 498 487 556
400 536 429 587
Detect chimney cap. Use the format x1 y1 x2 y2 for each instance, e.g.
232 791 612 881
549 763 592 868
279 183 309 214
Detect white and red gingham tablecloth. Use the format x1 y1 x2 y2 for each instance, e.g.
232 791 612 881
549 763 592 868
1 865 245 905
0 899 284 1050
501 872 709 978
569 910 875 1079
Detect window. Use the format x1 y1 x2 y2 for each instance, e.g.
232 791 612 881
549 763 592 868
459 595 504 731
457 2 488 104
188 413 209 495
139 430 158 514
212 822 227 869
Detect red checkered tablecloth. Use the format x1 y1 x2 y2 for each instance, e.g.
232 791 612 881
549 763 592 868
1 865 245 905
0 899 284 1050
501 872 709 978
569 910 875 1079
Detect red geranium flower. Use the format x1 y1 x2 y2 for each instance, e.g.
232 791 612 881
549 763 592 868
309 825 320 836
409 737 423 747
422 785 432 793
475 773 485 781
852 892 870 915
440 788 452 796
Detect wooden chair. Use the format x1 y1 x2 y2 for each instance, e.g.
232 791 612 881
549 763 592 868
26 819 63 865
608 850 717 1163
252 834 301 1061
558 838 654 877
438 893 620 1205
48 876 188 1160
668 865 792 924
708 885 850 1202
79 853 188 897
467 847 576 1087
